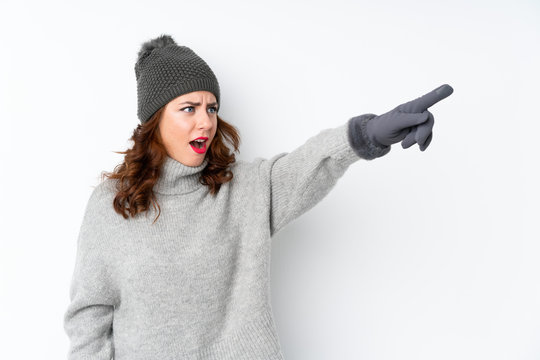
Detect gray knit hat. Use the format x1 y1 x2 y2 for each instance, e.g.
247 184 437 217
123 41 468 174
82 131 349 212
134 34 221 124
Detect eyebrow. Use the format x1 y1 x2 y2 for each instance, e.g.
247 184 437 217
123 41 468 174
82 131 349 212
179 101 218 107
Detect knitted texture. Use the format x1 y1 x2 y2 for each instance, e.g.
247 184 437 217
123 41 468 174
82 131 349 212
63 118 386 359
135 34 221 124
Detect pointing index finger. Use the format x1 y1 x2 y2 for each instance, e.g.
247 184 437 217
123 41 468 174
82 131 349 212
397 84 454 113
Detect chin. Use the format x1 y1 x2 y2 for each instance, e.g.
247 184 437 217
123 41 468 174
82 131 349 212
192 157 207 166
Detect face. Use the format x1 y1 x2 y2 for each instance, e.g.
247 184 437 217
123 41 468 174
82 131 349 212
159 91 219 167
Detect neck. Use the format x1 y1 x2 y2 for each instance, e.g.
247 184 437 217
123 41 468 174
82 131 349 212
154 156 209 195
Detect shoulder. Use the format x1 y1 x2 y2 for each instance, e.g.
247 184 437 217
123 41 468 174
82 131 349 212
228 158 251 173
226 155 288 192
83 178 118 214
246 153 289 180
228 158 275 182
77 178 124 238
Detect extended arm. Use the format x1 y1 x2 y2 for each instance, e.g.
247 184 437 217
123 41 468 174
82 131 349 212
258 118 389 237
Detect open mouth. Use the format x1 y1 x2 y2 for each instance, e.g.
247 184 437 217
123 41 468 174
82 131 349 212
189 139 207 153
190 140 206 149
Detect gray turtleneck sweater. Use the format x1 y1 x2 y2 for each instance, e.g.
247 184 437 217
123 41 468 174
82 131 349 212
63 114 390 360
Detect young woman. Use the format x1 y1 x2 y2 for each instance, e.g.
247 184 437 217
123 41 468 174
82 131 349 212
63 34 453 360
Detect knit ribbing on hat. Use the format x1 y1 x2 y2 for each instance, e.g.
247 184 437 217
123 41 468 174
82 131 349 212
134 34 221 124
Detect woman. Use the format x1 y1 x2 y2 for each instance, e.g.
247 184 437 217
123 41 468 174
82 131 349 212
63 34 453 359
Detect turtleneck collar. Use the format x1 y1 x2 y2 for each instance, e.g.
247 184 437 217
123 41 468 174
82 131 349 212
154 156 209 195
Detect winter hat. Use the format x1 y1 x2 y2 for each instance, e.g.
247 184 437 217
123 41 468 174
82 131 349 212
134 34 221 124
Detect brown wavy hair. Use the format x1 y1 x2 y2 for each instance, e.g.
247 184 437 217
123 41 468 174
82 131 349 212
100 106 241 224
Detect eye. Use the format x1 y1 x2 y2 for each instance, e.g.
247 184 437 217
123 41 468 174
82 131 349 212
180 106 218 113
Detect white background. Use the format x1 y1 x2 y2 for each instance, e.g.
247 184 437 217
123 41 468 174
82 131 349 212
1 0 539 359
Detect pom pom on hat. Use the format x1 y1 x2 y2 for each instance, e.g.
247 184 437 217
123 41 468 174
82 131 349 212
136 34 177 64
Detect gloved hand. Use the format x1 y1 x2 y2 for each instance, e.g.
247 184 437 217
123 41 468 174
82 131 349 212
366 84 454 151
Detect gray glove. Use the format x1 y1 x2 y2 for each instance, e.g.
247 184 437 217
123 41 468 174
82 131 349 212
366 84 454 151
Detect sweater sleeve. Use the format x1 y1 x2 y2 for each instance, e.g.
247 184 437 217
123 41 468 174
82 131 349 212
257 116 391 237
63 184 117 360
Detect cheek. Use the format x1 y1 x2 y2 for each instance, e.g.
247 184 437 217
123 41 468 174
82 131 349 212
166 121 191 141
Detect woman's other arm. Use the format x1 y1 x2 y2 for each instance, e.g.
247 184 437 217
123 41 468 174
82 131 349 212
63 185 116 360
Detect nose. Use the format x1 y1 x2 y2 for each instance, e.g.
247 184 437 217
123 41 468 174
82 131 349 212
196 110 213 130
